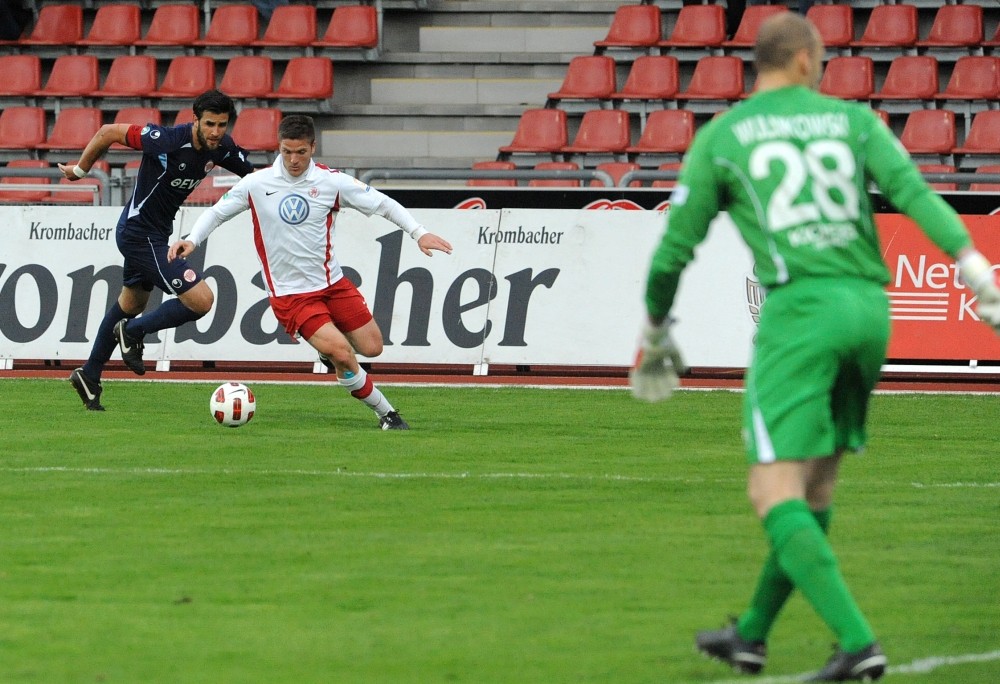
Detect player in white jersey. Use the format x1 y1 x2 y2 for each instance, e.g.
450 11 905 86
168 115 453 430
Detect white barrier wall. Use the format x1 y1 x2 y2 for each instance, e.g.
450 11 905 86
0 206 759 370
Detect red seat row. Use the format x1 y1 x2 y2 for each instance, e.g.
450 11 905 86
0 107 283 152
545 53 1000 106
0 54 333 101
495 107 1000 160
593 4 991 53
0 3 378 50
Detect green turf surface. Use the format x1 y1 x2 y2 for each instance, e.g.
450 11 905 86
1 379 997 683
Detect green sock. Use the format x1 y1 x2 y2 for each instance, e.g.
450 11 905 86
738 508 832 642
764 499 875 653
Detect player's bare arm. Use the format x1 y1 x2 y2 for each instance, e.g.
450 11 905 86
57 124 131 181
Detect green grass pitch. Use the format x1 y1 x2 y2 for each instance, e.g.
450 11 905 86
1 379 997 683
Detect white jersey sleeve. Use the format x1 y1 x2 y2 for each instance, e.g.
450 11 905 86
186 173 254 247
332 171 428 241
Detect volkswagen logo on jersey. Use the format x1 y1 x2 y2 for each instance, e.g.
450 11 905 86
278 194 310 225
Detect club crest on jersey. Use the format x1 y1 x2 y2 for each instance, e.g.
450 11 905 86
309 187 319 198
278 194 310 225
205 161 215 173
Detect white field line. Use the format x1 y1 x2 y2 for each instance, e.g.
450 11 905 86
707 649 1000 684
5 376 1000 395
0 467 997 491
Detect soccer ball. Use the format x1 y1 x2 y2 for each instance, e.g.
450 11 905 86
210 382 256 427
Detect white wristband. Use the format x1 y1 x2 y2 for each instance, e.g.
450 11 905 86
72 165 88 178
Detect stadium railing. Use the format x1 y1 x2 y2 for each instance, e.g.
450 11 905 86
0 165 112 205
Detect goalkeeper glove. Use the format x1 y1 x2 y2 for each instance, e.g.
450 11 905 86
957 250 1000 335
630 318 688 402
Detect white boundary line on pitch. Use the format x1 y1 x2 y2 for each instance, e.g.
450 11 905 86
1 467 997 490
707 649 1000 684
6 376 1000 394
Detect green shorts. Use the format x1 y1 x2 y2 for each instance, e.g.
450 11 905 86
743 278 890 464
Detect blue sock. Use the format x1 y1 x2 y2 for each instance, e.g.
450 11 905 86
127 298 202 338
82 302 129 381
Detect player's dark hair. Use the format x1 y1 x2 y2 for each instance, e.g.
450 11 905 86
278 115 316 144
193 89 238 122
754 13 821 73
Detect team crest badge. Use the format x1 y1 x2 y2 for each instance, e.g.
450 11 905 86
205 161 215 173
309 187 319 198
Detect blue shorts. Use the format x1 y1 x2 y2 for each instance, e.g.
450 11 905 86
117 230 203 295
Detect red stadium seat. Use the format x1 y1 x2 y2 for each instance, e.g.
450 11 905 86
899 109 956 155
91 56 158 98
593 161 641 187
594 5 661 51
819 57 874 101
266 57 333 101
77 3 141 47
194 5 258 47
0 107 47 150
184 168 241 205
916 5 983 49
806 4 854 48
657 5 726 50
547 56 617 105
562 109 631 155
150 56 216 99
528 161 580 188
851 4 918 50
724 5 788 49
0 160 50 202
313 5 379 49
626 109 694 156
872 56 939 101
917 163 957 192
34 55 99 98
137 4 201 47
953 111 1000 155
0 55 41 96
36 108 103 150
499 109 568 156
231 108 282 151
969 165 1000 192
173 109 196 126
676 56 745 101
652 162 683 189
220 56 274 99
611 55 679 102
935 57 1000 102
467 161 517 187
17 4 83 46
253 5 316 47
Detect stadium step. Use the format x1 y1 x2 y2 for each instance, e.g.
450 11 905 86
371 77 563 105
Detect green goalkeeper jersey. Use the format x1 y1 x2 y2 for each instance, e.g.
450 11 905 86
645 85 973 320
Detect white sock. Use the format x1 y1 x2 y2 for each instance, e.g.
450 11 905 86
338 367 393 417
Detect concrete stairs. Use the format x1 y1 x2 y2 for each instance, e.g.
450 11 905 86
317 0 620 174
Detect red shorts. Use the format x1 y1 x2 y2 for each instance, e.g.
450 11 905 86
269 278 373 341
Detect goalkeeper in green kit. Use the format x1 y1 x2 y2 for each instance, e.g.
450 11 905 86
632 12 1000 683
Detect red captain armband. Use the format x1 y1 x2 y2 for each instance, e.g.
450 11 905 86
124 124 145 150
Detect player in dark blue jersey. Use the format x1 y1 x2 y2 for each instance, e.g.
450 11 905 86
60 90 256 411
